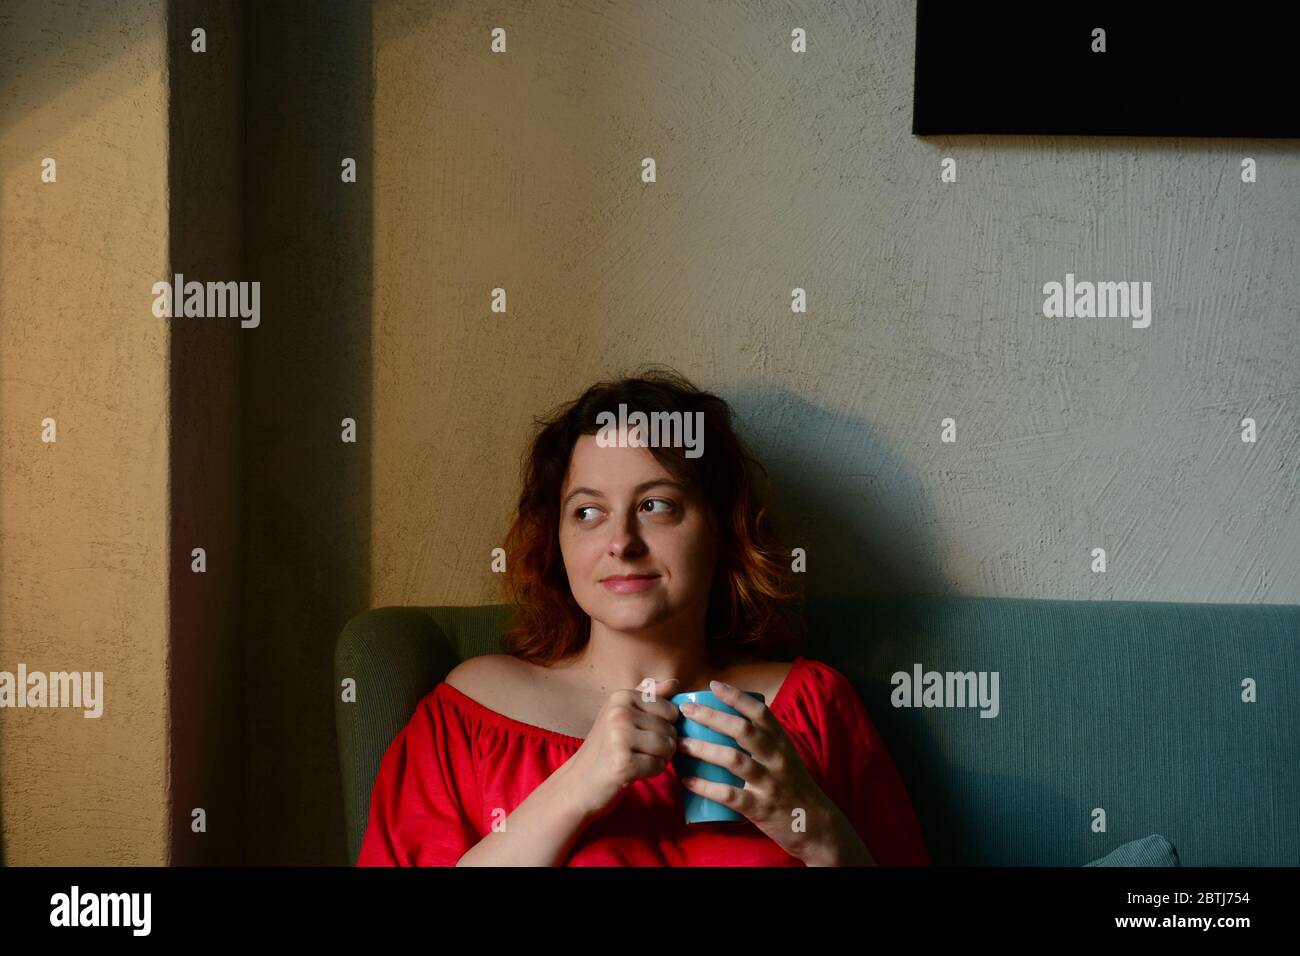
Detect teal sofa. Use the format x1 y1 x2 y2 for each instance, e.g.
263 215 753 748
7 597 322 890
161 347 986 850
335 597 1299 866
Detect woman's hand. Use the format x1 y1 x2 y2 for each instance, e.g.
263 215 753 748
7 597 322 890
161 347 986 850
677 679 875 866
563 677 682 822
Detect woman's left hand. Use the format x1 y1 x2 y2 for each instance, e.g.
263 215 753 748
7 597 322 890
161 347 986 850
677 680 873 866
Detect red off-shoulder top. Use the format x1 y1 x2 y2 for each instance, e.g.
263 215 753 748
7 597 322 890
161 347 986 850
356 655 929 866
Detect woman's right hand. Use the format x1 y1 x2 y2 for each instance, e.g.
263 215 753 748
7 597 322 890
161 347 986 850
566 677 682 819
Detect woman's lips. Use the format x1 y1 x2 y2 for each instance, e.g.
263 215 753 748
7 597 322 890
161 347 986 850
600 574 660 593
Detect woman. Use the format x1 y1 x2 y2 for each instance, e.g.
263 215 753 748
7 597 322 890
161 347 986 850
357 368 929 866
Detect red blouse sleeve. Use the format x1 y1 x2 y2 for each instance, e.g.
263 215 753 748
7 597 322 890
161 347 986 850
796 660 930 866
356 686 483 866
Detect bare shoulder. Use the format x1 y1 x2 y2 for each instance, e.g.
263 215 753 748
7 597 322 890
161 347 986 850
721 656 798 704
442 653 590 734
444 653 528 699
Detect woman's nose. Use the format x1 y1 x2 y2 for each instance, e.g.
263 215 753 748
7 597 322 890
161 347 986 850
607 510 646 557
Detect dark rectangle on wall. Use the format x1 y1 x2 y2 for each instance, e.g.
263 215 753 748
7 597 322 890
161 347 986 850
913 2 1300 137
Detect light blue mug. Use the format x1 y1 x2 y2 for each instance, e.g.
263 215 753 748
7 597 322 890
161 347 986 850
670 689 765 824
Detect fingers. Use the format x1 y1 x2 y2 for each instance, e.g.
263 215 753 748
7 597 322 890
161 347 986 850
629 677 681 726
679 699 752 742
702 679 765 723
628 750 672 779
628 725 677 759
679 682 778 758
609 681 679 752
675 734 757 783
680 774 750 816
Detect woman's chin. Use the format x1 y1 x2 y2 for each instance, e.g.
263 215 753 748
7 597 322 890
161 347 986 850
591 604 672 633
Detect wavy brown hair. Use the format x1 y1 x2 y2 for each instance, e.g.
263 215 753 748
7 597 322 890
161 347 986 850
500 366 804 666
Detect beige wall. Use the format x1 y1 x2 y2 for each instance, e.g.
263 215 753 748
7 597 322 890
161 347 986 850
0 0 170 864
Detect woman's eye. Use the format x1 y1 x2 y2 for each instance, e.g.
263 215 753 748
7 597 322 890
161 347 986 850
573 500 674 521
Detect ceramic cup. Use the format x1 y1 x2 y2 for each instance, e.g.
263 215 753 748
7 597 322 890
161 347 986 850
669 689 765 824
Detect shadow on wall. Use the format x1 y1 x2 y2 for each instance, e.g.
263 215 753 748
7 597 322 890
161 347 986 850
238 0 374 866
0 0 150 139
167 0 245 866
728 383 952 601
721 387 956 858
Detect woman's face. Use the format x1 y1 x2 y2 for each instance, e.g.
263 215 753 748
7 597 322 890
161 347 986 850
558 434 718 637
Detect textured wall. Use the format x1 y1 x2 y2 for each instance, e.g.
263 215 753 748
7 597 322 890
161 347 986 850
370 0 1299 614
0 0 170 864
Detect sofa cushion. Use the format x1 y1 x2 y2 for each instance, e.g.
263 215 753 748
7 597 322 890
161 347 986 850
1085 834 1180 866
